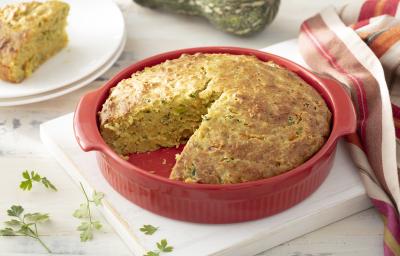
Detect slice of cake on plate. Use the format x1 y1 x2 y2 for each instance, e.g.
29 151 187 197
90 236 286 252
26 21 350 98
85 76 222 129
0 1 69 83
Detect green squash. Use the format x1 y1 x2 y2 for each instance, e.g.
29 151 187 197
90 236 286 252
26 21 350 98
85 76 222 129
133 0 281 36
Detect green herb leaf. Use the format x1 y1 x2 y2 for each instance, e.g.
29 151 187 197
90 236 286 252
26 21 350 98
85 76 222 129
80 229 93 242
24 213 49 223
140 224 158 235
22 171 30 180
77 221 93 242
31 171 41 182
73 183 104 242
190 166 197 177
7 205 23 218
157 239 173 253
73 203 89 219
0 227 16 236
19 170 57 191
77 221 90 231
92 221 102 230
41 177 57 191
77 221 102 242
92 191 104 206
144 238 174 255
144 251 160 256
162 247 173 253
4 219 21 227
19 180 32 191
156 239 167 251
287 116 295 125
1 205 51 252
16 224 35 237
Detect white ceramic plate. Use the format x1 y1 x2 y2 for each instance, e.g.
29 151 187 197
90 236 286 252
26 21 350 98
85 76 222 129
0 30 126 106
0 0 125 98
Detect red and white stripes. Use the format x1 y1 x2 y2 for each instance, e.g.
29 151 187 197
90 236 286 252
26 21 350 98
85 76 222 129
299 1 400 254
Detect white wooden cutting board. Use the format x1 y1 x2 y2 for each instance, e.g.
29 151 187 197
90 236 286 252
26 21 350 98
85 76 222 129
39 39 371 256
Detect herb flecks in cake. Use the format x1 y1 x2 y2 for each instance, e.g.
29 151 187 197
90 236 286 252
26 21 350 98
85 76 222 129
99 54 331 184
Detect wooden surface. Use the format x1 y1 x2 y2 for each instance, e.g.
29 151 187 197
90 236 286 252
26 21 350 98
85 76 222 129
0 0 384 255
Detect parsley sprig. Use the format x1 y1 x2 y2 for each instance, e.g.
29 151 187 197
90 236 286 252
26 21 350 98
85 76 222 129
140 224 173 255
73 183 104 242
19 170 57 191
144 239 174 256
0 205 51 253
140 224 159 235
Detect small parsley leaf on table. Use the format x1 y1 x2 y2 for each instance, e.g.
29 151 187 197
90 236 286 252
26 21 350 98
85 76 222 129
92 191 105 206
24 213 50 223
144 239 174 256
73 203 90 219
0 205 52 253
73 183 104 242
7 205 24 217
157 239 174 252
144 251 160 256
0 227 15 236
77 222 93 242
41 177 57 191
140 224 159 235
19 170 57 191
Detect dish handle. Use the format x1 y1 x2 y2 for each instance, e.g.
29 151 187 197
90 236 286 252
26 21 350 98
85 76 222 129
319 76 357 137
73 89 105 153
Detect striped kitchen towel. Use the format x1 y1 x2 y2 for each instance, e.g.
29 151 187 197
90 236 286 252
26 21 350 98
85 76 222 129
298 0 400 255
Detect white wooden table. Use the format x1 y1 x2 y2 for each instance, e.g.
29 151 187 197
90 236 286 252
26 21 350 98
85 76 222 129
0 0 383 255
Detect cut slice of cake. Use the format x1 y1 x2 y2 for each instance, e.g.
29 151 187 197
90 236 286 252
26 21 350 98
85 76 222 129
99 53 332 184
0 1 70 83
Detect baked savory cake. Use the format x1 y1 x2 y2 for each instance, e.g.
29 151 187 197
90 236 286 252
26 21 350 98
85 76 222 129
0 1 69 83
99 53 332 184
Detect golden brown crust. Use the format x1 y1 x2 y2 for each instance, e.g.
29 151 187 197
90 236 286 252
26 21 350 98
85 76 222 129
99 53 332 184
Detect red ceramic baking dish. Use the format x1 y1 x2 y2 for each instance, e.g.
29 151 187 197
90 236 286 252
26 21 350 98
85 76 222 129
74 47 356 224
